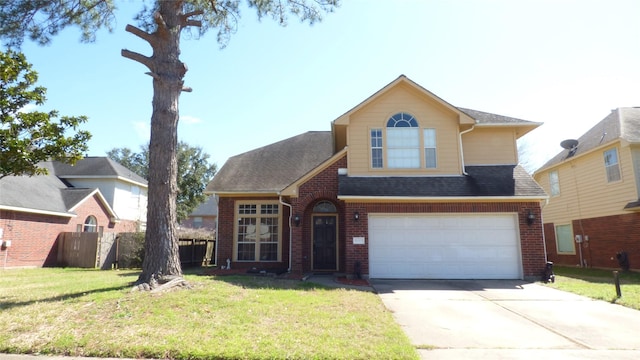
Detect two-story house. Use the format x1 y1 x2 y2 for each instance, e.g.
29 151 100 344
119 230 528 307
534 107 640 270
207 75 548 280
0 157 147 268
51 157 148 231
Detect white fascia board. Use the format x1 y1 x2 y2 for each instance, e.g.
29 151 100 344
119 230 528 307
0 205 76 218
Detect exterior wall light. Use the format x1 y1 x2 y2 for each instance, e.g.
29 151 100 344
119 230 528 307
294 214 301 227
353 212 360 221
527 210 536 226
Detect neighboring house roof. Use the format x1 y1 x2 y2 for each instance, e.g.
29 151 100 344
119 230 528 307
537 107 640 171
188 196 218 217
338 165 546 199
0 161 117 218
207 131 334 193
52 157 148 187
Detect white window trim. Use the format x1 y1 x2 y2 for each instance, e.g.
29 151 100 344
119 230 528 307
555 224 576 255
604 148 621 183
549 170 560 196
234 201 281 262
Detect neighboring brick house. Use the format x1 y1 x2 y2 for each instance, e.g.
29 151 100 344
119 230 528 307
534 108 640 270
0 158 147 268
179 195 217 231
207 75 548 279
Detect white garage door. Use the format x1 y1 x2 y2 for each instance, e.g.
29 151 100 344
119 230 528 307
368 214 522 279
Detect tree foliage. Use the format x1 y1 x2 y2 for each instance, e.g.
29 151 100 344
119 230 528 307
0 50 91 179
107 142 217 222
0 0 338 286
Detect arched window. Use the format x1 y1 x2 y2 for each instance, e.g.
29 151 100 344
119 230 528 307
313 201 337 213
83 216 97 232
370 112 437 169
386 112 420 168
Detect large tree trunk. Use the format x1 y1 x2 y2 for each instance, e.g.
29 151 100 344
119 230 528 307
136 0 186 285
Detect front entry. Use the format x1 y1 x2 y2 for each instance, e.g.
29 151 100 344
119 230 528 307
313 216 337 270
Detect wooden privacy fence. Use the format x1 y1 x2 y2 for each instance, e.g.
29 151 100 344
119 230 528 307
178 239 216 267
57 232 215 269
57 232 100 268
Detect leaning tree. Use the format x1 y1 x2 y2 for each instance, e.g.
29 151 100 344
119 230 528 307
0 0 338 287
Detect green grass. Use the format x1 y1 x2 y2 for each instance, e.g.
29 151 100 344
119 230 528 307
543 266 640 310
0 268 417 359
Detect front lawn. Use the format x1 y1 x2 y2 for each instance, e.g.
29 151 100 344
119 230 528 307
0 268 417 359
543 265 640 310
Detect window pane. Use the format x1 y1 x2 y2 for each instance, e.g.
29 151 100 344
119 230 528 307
238 218 257 242
239 204 256 214
424 129 436 169
423 129 436 147
425 148 437 168
604 149 621 182
388 128 419 147
237 243 256 261
556 225 574 254
387 128 420 168
260 243 278 261
261 204 279 215
370 129 383 168
549 171 560 196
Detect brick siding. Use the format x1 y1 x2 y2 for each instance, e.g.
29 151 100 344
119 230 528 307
215 153 546 278
0 194 135 268
544 212 640 270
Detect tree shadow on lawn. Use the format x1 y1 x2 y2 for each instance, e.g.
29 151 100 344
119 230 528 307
0 284 132 312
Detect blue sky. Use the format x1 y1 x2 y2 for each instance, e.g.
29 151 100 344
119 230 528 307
17 0 640 172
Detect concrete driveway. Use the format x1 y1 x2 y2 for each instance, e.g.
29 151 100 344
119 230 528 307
372 279 640 360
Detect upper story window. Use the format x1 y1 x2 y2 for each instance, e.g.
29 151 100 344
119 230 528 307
370 112 437 170
549 170 560 196
604 148 621 182
83 216 97 232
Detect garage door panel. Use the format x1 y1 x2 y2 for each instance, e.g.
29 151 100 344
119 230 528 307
369 214 522 279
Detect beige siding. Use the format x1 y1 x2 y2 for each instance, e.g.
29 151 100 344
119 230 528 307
463 127 518 165
535 143 638 224
347 82 462 176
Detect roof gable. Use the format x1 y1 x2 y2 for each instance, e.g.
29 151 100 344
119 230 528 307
0 164 117 219
52 157 148 186
207 132 334 193
333 75 475 126
537 107 640 171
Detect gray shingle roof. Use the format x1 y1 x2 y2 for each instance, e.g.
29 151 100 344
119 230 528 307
207 131 334 193
52 157 147 185
0 158 127 217
0 164 71 215
338 165 545 198
538 107 640 170
189 196 218 217
458 108 537 125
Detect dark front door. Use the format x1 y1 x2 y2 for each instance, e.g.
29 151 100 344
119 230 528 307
313 216 337 270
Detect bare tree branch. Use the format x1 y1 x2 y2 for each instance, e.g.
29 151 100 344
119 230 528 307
124 24 155 45
145 71 161 80
185 19 202 27
121 49 153 70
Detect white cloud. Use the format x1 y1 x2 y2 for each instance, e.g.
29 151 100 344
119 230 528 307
180 115 202 125
18 103 38 113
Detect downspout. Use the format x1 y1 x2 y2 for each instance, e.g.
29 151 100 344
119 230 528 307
279 195 293 272
213 194 220 267
459 125 475 175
